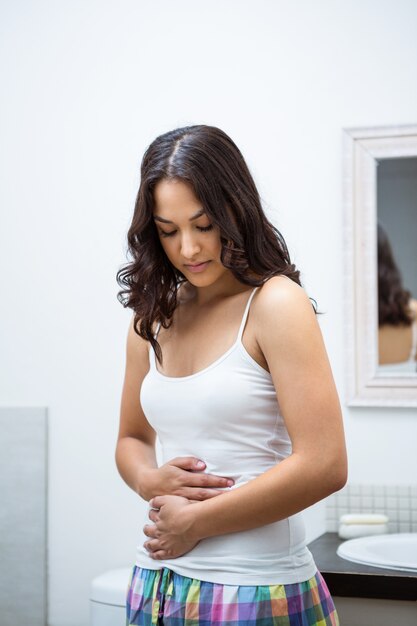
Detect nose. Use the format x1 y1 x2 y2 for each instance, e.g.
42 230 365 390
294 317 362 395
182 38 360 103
180 232 201 259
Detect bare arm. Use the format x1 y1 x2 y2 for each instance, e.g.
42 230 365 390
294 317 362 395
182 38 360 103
144 277 348 558
115 316 234 502
115 316 158 499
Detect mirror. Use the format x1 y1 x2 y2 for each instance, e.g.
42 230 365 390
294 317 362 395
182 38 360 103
377 158 417 376
343 124 417 407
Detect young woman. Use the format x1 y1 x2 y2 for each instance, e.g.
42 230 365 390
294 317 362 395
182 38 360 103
116 125 347 625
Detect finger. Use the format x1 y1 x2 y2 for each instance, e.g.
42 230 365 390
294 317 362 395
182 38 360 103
181 488 228 501
148 509 159 523
143 524 159 538
149 550 166 560
185 473 234 489
166 456 206 471
149 496 164 509
143 539 160 552
199 489 228 499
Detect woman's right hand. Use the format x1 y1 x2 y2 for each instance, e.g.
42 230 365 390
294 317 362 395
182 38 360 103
140 457 234 501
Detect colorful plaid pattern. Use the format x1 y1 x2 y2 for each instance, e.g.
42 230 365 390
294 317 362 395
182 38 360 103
126 565 340 625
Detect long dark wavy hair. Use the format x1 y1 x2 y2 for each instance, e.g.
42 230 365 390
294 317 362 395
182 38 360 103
377 222 413 326
117 124 318 364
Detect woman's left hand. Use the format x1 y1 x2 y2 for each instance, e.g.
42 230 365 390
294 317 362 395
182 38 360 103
143 495 199 559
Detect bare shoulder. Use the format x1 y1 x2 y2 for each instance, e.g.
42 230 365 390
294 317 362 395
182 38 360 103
251 275 320 362
253 275 314 325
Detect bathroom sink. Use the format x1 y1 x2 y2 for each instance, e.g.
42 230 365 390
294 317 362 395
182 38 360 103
337 533 417 572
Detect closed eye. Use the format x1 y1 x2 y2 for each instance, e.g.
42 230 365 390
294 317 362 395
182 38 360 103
159 230 176 238
159 224 214 238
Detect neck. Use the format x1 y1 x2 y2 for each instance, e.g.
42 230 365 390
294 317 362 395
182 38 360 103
184 273 252 307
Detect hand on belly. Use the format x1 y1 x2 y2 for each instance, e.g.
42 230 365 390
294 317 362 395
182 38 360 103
143 495 200 560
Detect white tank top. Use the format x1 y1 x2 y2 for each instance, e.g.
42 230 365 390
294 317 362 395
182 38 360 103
136 286 317 585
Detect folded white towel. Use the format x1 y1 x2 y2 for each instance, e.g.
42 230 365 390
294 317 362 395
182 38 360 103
339 513 389 525
338 523 388 539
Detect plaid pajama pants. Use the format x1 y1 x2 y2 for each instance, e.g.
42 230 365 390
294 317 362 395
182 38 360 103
126 565 340 626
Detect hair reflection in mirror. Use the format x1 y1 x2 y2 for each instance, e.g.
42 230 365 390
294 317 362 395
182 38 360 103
377 222 414 326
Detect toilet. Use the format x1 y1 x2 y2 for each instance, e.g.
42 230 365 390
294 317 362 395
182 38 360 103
90 567 132 626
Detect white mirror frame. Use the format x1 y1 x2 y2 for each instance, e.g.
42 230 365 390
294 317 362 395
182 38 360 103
343 124 417 408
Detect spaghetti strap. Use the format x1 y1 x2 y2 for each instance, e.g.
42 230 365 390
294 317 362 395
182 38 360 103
237 287 259 342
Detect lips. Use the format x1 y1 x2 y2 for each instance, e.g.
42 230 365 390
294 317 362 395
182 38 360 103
186 262 208 267
184 261 211 273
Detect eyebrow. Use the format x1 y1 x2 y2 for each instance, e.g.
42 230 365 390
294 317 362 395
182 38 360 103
153 209 206 224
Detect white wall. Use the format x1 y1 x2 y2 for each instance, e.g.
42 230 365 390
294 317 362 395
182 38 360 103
1 1 416 625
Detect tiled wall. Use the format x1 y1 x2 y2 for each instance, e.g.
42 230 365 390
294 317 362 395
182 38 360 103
326 484 417 533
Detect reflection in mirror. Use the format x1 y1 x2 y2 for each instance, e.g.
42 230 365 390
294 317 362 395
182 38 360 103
377 158 417 375
344 125 417 405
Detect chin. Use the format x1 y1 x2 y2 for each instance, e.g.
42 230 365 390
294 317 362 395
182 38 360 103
186 275 214 287
188 271 228 289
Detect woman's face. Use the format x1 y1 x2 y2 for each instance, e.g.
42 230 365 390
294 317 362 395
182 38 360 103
153 178 229 287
